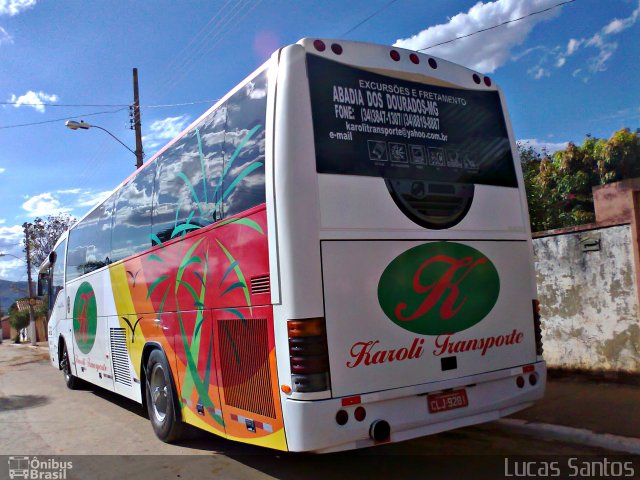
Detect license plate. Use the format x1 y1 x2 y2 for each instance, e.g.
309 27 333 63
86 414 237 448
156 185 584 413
427 389 469 413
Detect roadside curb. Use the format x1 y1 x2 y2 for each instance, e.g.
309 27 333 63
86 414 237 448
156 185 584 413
496 419 640 455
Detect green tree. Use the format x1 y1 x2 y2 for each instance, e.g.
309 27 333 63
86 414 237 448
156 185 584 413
8 301 30 343
24 214 76 267
520 128 640 232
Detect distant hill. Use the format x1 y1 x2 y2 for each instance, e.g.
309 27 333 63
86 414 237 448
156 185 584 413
0 280 29 313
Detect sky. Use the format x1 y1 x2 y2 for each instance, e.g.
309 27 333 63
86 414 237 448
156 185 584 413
0 0 639 281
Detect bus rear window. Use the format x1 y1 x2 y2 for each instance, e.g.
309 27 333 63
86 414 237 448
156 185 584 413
306 54 517 189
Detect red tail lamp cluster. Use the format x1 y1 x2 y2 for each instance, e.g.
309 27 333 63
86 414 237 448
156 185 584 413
516 365 539 388
311 40 438 71
472 73 493 87
335 404 367 426
313 40 343 55
288 318 330 393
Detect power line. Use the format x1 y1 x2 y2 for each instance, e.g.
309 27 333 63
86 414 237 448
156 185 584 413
418 0 577 51
0 101 130 107
142 99 219 109
341 0 400 37
0 99 217 108
0 107 128 130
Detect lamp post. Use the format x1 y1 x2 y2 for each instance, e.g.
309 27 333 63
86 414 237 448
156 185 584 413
65 120 143 169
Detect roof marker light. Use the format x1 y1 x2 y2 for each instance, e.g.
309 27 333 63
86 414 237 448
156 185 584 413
390 50 401 61
409 53 420 64
428 58 438 69
484 76 492 87
472 73 481 84
331 43 343 55
313 39 326 52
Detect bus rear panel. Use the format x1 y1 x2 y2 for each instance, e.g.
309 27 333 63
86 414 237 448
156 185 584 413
270 39 545 453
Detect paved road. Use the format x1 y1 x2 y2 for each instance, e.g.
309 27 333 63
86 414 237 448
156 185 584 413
0 343 615 480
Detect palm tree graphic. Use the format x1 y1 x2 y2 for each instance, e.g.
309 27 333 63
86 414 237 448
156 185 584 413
78 291 95 343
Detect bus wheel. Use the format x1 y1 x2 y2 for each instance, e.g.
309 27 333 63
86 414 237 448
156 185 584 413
145 350 184 443
60 343 79 390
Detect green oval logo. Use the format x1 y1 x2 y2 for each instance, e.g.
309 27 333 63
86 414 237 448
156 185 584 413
73 281 97 354
378 242 500 335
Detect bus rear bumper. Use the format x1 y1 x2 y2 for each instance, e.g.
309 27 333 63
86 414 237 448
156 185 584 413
283 361 546 453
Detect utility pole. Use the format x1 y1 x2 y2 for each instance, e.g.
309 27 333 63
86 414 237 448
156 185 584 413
23 222 37 346
132 68 144 169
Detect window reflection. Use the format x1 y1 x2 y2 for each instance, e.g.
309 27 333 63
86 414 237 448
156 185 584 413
111 163 156 262
65 68 268 280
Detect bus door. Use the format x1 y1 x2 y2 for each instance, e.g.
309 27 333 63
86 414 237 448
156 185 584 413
66 279 115 392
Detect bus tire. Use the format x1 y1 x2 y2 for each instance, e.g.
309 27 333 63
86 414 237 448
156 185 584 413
60 342 79 390
145 349 184 443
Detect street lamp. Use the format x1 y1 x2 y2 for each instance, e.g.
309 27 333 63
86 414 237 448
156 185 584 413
0 252 24 261
65 120 143 169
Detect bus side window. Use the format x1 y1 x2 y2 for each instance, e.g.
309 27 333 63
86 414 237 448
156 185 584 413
152 109 224 243
222 70 267 219
111 163 156 262
66 194 115 280
51 238 66 302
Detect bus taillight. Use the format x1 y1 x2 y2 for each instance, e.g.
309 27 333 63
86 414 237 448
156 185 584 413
288 317 331 393
533 299 543 355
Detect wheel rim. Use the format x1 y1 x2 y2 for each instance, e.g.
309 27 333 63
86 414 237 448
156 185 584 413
61 347 71 381
149 363 169 423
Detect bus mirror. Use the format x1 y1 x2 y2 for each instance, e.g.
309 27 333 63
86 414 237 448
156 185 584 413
49 251 57 264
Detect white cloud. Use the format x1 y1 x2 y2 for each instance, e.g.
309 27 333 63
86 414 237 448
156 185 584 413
0 218 5 224
0 167 5 174
0 0 36 16
566 38 582 55
394 0 563 73
602 4 640 35
518 138 568 155
0 26 12 45
515 1 639 81
142 115 191 149
0 256 26 281
9 90 59 113
22 192 71 217
0 224 26 279
20 189 114 219
529 67 549 79
75 190 111 208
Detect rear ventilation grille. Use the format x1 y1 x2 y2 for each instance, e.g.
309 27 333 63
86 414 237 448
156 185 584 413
218 318 276 418
250 274 270 295
110 328 132 387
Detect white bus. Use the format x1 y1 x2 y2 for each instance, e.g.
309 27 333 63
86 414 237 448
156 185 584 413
41 38 545 453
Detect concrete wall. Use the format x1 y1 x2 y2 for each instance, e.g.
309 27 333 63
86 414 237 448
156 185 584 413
534 225 640 372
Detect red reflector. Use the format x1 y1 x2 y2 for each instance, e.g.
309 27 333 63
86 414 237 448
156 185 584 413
341 395 361 407
354 406 366 422
313 39 326 52
483 76 492 87
331 43 343 55
523 365 535 374
390 50 400 61
428 58 438 69
472 73 481 84
409 53 419 64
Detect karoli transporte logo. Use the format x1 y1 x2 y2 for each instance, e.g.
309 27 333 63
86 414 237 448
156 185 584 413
378 242 500 335
73 281 97 354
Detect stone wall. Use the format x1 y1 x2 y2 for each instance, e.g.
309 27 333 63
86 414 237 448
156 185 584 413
533 225 640 372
